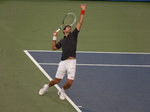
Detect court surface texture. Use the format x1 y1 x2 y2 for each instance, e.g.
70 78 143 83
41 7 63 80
24 50 150 112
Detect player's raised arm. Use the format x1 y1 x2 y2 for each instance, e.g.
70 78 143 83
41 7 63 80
76 4 86 31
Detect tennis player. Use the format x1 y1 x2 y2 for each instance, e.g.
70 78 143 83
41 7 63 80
39 4 86 100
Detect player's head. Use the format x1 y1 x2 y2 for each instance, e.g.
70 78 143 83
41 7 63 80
63 25 71 34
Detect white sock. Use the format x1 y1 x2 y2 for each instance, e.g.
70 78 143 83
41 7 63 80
43 84 49 89
60 88 65 93
46 84 49 88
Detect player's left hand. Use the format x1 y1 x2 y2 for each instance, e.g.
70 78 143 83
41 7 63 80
80 4 86 10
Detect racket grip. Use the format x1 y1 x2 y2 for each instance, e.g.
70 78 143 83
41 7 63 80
56 28 60 32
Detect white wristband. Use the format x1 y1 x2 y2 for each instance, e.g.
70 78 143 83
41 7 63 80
53 36 57 41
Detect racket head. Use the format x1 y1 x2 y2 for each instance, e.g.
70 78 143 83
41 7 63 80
56 12 76 32
62 12 76 27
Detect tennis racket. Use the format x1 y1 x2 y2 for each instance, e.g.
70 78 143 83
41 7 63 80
56 12 76 32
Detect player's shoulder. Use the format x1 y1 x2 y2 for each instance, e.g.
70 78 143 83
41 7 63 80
72 27 80 33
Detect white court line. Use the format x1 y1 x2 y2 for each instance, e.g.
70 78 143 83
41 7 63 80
26 50 150 55
39 63 150 68
24 50 150 112
24 50 82 112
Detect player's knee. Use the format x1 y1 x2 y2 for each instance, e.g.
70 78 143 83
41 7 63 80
67 80 74 86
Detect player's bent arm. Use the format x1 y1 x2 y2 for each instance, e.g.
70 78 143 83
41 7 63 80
52 32 58 50
52 41 58 50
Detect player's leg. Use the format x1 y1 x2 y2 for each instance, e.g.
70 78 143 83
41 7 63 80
39 61 66 95
58 79 74 100
63 79 74 90
49 78 61 87
39 78 61 95
39 78 62 96
58 59 76 100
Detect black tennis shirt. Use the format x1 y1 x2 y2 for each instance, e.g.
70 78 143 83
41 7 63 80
56 28 79 61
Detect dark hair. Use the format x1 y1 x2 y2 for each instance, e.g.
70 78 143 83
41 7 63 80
63 25 71 30
63 25 71 34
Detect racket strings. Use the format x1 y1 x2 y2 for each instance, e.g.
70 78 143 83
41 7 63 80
63 14 76 26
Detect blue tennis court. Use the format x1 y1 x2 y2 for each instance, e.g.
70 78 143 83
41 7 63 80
24 50 150 112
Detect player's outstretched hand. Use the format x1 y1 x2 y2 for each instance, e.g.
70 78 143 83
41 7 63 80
80 4 86 10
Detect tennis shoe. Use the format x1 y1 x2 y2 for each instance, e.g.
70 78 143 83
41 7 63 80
39 84 49 95
58 91 65 100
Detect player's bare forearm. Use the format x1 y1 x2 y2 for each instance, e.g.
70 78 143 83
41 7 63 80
52 32 58 50
52 41 57 50
76 4 86 31
76 15 84 30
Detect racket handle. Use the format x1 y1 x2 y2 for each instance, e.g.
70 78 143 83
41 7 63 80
56 28 60 32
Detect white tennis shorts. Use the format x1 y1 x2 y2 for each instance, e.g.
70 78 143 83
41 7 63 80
55 59 76 80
